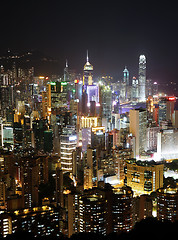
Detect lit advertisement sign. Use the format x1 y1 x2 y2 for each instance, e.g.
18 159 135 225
168 97 176 101
61 82 68 86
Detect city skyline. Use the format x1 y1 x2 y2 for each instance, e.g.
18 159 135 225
1 1 178 238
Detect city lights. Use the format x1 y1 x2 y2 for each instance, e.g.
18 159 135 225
0 43 178 240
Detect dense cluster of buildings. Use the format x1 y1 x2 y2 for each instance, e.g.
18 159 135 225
0 52 178 238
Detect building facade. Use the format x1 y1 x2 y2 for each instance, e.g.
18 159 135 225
126 160 164 196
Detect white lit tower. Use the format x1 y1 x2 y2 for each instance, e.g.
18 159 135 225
123 66 130 100
138 55 146 102
60 126 77 174
83 50 93 88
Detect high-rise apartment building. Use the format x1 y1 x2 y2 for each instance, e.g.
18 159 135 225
133 194 153 224
112 186 133 232
11 206 61 237
138 55 146 102
68 192 79 237
79 194 106 235
157 188 178 222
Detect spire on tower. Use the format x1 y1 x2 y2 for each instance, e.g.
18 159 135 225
86 50 89 62
65 59 68 68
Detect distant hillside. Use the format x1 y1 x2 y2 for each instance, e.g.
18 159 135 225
0 49 64 76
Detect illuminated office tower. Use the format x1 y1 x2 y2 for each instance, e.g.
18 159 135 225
131 77 139 101
123 66 131 100
86 85 100 109
126 160 164 196
83 51 93 87
60 126 77 174
146 79 152 98
86 147 98 186
138 55 146 102
0 122 13 149
79 194 106 235
84 166 93 190
158 96 176 124
91 126 105 149
13 122 23 150
157 188 178 222
123 66 129 85
0 214 12 237
157 129 178 160
113 148 132 184
100 85 112 127
82 128 91 152
129 109 147 158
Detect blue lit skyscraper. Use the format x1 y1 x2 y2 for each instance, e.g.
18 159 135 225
123 66 129 85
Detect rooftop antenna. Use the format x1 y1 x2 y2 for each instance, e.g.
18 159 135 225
86 50 89 62
65 59 68 68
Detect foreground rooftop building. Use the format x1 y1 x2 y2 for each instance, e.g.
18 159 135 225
126 160 164 196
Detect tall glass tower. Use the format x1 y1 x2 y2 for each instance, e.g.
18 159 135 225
138 55 146 102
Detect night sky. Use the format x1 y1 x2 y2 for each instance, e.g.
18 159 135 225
1 1 178 83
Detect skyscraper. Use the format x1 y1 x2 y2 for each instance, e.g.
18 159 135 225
56 167 64 207
120 67 130 102
123 66 129 85
64 60 70 83
158 96 176 124
129 108 147 158
138 55 146 102
60 126 77 174
83 51 93 87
